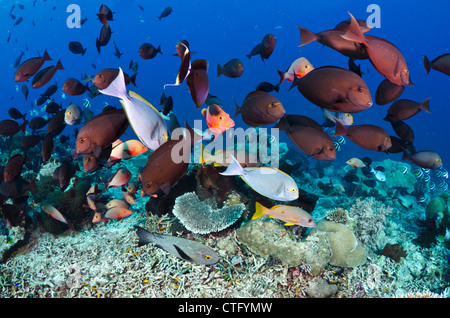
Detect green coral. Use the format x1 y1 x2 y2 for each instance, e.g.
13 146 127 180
425 193 450 229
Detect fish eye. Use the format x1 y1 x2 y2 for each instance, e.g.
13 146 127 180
145 182 150 188
204 255 212 261
357 86 363 92
305 65 308 68
219 116 223 120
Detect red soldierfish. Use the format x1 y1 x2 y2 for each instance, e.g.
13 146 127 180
201 104 235 139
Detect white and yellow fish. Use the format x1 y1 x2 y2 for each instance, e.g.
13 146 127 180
252 202 315 227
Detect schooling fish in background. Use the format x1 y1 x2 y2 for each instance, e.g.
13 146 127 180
383 98 431 122
247 34 277 61
15 49 52 82
423 53 450 76
138 43 162 59
97 4 114 27
374 78 405 106
0 119 27 137
252 202 316 227
99 68 169 151
113 40 124 59
186 59 210 108
220 153 299 201
134 226 220 265
96 24 112 54
4 153 27 183
13 51 25 68
341 13 413 87
333 120 391 152
157 6 173 20
294 66 373 113
8 107 26 120
234 91 285 127
217 58 244 78
62 78 89 96
255 81 279 93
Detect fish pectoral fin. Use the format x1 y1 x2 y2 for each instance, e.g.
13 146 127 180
173 244 194 262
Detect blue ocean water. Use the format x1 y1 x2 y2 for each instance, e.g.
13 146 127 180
3 0 450 166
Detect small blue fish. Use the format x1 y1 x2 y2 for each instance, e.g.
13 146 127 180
429 181 436 191
438 180 448 192
335 136 346 145
412 167 423 179
82 98 91 108
421 168 431 175
401 166 409 174
418 193 429 203
423 174 431 183
334 142 341 151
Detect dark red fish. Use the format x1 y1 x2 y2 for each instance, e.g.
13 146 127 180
247 34 276 61
15 50 52 82
423 54 450 76
93 68 137 89
42 133 54 161
21 134 42 150
217 58 244 78
0 177 37 199
235 91 285 127
186 59 209 108
28 116 48 131
334 120 392 152
31 59 64 89
62 78 89 95
0 119 27 137
47 110 66 137
383 98 431 122
97 4 114 26
341 13 412 86
295 66 373 113
138 43 162 60
390 120 414 144
56 160 77 190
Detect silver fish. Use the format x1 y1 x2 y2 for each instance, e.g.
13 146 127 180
134 226 220 265
64 103 83 125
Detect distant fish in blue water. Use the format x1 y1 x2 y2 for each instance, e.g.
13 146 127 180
375 79 405 106
217 58 244 78
383 98 431 122
138 43 162 60
423 54 450 76
15 50 52 83
68 41 87 56
31 59 64 89
97 4 114 27
247 34 276 61
96 25 112 54
402 150 443 170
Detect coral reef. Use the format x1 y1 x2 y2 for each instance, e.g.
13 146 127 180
172 191 246 234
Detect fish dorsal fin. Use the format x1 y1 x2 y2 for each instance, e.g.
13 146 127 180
173 244 193 261
128 90 166 120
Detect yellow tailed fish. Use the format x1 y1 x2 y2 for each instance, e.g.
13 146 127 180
219 153 298 201
99 67 169 151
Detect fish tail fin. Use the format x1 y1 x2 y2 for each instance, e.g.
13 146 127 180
19 120 27 133
419 97 431 113
273 83 280 93
82 48 87 56
96 38 101 54
217 64 223 77
401 149 410 162
246 53 252 60
423 56 431 74
288 73 300 91
157 45 162 55
341 13 367 45
297 26 319 46
274 115 290 132
42 49 52 61
219 153 245 177
55 59 64 71
99 67 129 100
277 69 285 85
233 99 241 119
333 119 348 136
252 202 268 220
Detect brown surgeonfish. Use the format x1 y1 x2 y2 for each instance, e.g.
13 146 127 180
383 98 431 122
333 120 391 152
247 34 276 61
217 58 243 78
97 4 114 27
402 150 442 170
234 91 285 127
186 59 209 108
295 66 372 113
140 121 201 197
76 109 129 158
423 54 450 76
31 59 64 89
62 78 89 95
374 79 405 105
390 120 414 144
341 13 412 86
93 68 137 89
0 119 27 137
15 50 52 82
4 154 27 182
277 116 336 161
41 132 54 161
297 26 368 60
